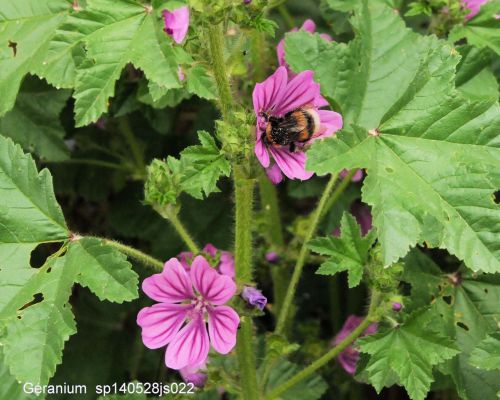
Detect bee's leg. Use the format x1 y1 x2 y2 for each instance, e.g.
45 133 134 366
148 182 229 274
289 142 296 153
261 130 269 145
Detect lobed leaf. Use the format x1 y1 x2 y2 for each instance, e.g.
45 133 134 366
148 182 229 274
357 312 460 400
67 238 139 303
309 213 376 287
286 0 500 272
469 333 500 371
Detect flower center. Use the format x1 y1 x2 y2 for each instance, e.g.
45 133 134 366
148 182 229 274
187 295 209 320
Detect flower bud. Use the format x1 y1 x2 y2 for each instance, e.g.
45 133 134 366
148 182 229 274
265 251 280 263
392 302 403 312
242 287 267 311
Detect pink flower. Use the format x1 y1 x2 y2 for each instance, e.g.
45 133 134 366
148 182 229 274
253 66 343 184
333 202 372 237
178 244 235 279
277 19 333 70
180 361 207 387
162 6 190 44
331 315 378 375
137 256 240 370
462 0 489 19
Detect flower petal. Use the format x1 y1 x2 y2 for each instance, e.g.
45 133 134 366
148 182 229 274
142 258 194 303
309 109 343 142
165 316 209 370
202 243 217 257
255 134 271 168
273 70 321 116
276 38 286 67
266 163 284 184
319 33 333 42
253 66 288 115
190 256 237 305
219 252 235 279
301 19 317 33
269 147 314 181
163 6 190 44
137 303 191 349
207 306 240 354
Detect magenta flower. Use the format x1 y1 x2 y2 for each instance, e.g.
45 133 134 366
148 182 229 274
277 19 333 70
462 0 489 19
162 6 190 44
137 256 240 370
331 315 378 375
333 202 372 237
178 244 235 279
241 287 267 311
180 361 207 387
253 66 343 184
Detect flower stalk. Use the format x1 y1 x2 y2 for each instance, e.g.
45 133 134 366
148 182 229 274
266 290 382 399
155 206 201 255
275 173 339 334
207 21 259 400
96 238 164 271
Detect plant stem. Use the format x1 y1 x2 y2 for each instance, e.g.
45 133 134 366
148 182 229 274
258 173 285 248
154 206 201 255
275 173 339 334
207 21 259 400
266 290 381 399
234 166 255 283
207 24 233 120
95 238 164 271
118 117 146 175
278 4 295 30
322 169 358 219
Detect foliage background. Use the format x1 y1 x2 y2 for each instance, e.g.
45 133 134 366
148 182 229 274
0 0 499 399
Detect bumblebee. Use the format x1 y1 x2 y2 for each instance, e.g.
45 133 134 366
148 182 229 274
261 106 320 152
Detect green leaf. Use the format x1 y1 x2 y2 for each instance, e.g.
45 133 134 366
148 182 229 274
0 136 68 319
0 0 69 116
73 0 181 126
2 256 79 385
403 251 500 400
178 131 232 200
469 334 500 371
449 1 500 55
427 272 500 400
264 360 328 400
0 353 37 400
455 45 498 101
185 65 217 100
358 312 460 400
286 0 500 272
67 238 139 303
309 213 376 287
0 80 71 161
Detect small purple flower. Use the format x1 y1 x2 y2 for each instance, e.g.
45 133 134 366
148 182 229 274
242 287 267 311
162 6 190 44
137 256 240 370
331 315 378 375
253 66 343 184
243 0 252 4
178 244 235 279
265 251 280 263
180 362 207 387
277 20 332 71
462 0 489 19
392 302 403 312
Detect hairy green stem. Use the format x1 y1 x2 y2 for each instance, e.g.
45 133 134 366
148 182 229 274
96 238 164 271
275 173 339 334
266 291 381 399
207 21 259 400
322 169 358 218
207 24 233 120
155 206 201 255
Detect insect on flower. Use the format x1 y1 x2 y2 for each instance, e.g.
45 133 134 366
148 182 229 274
260 105 321 153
